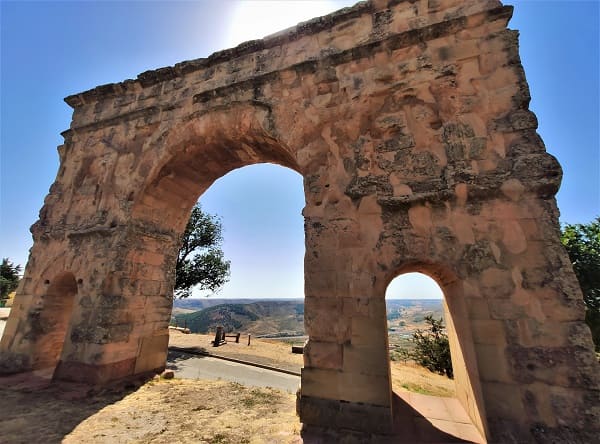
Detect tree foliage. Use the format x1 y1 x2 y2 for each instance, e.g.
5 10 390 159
407 315 453 379
561 217 600 351
0 258 21 300
175 204 231 298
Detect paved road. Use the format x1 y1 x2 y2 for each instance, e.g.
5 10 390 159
167 350 300 393
0 314 300 394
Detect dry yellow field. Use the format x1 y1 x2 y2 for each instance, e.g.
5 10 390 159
389 361 455 397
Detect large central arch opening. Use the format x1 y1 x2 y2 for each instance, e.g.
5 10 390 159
385 269 487 442
167 162 305 394
169 163 306 340
130 108 306 396
192 163 305 301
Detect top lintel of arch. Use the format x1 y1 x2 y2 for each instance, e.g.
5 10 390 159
63 0 512 109
63 1 372 108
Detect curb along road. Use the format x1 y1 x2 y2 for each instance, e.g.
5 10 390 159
168 346 302 377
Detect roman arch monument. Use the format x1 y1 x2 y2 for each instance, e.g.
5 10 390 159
1 0 599 441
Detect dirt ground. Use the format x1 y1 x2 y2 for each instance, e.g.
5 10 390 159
0 377 300 444
0 331 457 443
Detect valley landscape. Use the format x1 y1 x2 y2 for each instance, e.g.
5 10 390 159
172 297 454 398
172 298 445 341
172 299 305 338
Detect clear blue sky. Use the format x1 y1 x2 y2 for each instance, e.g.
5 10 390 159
1 1 598 300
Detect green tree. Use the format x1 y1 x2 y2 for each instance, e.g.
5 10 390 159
175 203 231 298
407 315 453 378
561 217 600 351
0 258 21 300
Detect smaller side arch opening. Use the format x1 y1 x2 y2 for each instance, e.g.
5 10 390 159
386 273 453 395
385 268 488 442
28 272 78 374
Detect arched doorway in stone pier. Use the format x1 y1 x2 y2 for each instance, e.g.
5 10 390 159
385 270 487 441
0 271 78 376
40 273 79 375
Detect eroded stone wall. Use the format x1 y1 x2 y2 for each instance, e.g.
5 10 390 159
1 0 598 441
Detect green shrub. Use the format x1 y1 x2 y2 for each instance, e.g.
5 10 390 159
402 315 453 378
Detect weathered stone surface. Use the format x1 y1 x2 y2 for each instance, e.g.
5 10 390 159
297 394 393 435
304 340 343 370
1 0 598 441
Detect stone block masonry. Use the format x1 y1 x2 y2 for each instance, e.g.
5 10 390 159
1 0 598 441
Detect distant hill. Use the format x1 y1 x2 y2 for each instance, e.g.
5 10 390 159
172 298 443 338
172 300 304 337
386 299 444 322
173 298 302 312
386 299 445 343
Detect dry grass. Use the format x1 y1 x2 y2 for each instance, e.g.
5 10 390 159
66 379 301 444
390 361 456 397
0 379 300 444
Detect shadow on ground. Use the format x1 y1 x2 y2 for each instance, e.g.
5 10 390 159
0 371 143 444
391 392 482 443
300 392 483 443
0 368 483 443
166 348 208 371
